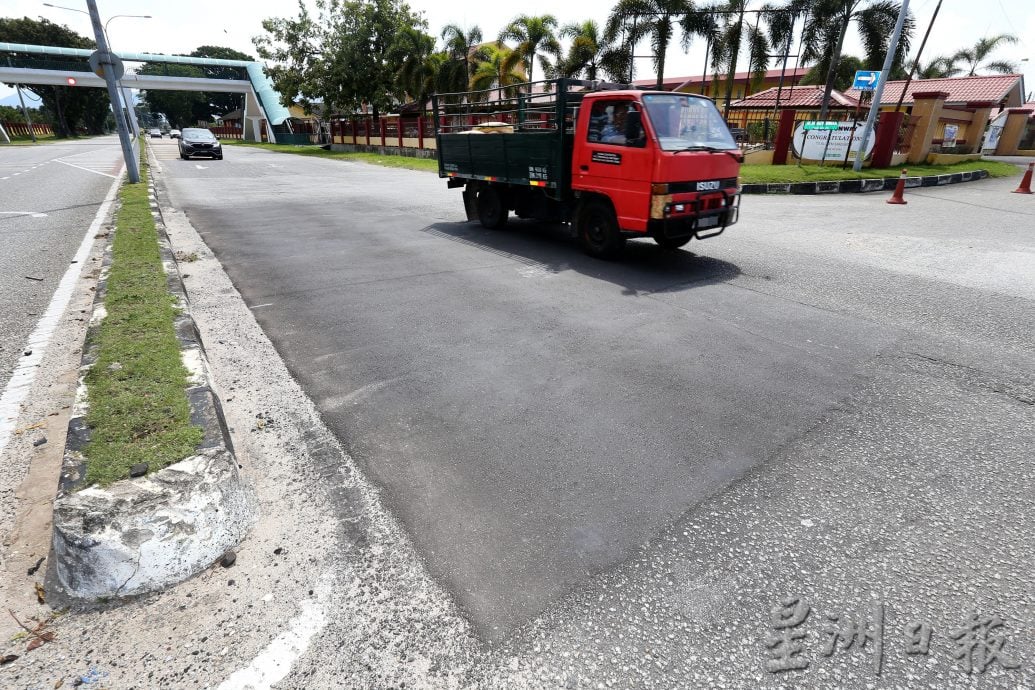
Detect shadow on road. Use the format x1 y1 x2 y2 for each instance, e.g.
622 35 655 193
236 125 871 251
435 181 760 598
421 219 741 296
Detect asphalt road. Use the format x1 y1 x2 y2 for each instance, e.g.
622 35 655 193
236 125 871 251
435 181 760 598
0 136 124 395
156 139 1034 685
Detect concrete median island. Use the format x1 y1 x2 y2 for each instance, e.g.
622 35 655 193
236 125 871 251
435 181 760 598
46 142 253 603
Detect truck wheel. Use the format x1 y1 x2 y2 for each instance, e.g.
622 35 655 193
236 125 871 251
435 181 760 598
654 236 692 250
477 186 508 229
578 201 625 259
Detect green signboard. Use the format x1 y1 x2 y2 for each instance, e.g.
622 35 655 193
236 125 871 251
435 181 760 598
803 121 840 131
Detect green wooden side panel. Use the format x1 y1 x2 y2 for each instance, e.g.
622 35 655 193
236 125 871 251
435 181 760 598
438 131 570 193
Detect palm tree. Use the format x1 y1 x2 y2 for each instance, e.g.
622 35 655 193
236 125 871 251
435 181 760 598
952 34 1019 76
440 24 487 94
604 0 700 89
470 44 524 102
498 14 562 92
389 26 437 110
555 20 632 82
801 0 914 118
912 55 960 79
708 0 771 114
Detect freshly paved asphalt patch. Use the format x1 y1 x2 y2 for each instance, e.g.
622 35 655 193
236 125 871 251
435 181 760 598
158 139 1034 680
158 141 888 635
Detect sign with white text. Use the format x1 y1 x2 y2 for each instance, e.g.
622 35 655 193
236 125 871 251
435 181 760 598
791 121 876 162
853 70 881 91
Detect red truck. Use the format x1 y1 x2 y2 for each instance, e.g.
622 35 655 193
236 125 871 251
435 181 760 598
433 79 742 258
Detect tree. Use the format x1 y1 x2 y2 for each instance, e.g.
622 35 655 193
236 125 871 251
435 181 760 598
469 44 524 101
440 24 486 93
0 17 111 137
555 20 630 82
910 55 959 79
389 25 437 108
604 0 700 89
498 15 562 92
952 34 1019 76
709 0 770 113
255 0 424 118
801 54 864 90
190 46 255 116
138 62 208 127
800 0 914 118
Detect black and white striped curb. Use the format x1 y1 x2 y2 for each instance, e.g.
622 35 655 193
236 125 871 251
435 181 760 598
46 146 254 604
740 169 990 195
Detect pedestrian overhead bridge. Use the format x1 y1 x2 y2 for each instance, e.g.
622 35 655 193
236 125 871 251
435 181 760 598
0 42 290 142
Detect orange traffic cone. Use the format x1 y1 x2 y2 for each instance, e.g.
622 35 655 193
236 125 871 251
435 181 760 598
1013 162 1033 194
886 169 908 205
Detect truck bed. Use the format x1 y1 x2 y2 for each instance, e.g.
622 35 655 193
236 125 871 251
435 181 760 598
437 130 574 200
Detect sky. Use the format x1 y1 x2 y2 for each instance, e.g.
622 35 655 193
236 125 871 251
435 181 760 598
2 0 1033 106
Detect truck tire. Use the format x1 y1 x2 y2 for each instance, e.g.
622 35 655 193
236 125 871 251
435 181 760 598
654 235 692 250
477 186 508 229
577 200 625 259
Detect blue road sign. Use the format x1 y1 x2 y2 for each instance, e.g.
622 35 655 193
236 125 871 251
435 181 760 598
853 70 881 90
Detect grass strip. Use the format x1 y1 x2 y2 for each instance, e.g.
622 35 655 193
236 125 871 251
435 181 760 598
223 140 438 172
224 140 1018 182
739 160 1019 183
83 141 201 486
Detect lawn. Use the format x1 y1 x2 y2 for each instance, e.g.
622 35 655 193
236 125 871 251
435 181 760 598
1 133 58 145
83 140 201 486
223 140 1020 183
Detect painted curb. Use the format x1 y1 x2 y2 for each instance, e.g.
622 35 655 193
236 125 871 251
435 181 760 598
46 152 255 604
740 169 990 195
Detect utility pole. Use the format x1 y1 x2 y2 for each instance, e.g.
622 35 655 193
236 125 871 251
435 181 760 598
16 85 37 143
85 0 140 182
853 0 910 172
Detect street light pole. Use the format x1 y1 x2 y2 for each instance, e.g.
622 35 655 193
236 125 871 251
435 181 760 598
104 14 151 138
44 4 149 142
84 0 139 182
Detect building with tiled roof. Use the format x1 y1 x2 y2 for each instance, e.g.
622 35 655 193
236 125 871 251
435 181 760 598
844 74 1024 108
727 85 860 110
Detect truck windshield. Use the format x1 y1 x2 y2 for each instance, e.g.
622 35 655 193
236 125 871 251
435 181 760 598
641 94 738 152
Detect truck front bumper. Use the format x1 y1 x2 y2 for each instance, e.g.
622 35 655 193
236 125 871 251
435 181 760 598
646 192 740 241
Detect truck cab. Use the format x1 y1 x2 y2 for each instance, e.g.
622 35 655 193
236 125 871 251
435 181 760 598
434 80 742 258
572 91 741 255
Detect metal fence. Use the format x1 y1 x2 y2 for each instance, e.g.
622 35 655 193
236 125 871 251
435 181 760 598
726 107 859 148
2 121 54 137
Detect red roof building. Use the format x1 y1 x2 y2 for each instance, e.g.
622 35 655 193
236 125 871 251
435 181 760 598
728 85 860 110
844 74 1024 108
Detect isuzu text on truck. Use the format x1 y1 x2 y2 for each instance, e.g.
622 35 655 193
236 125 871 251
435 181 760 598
433 79 742 258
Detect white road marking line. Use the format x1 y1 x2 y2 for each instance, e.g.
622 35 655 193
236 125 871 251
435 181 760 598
217 584 329 690
249 303 274 309
53 158 118 178
195 164 209 170
0 211 48 218
0 169 123 457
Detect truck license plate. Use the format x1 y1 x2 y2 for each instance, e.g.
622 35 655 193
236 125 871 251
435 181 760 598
698 216 719 229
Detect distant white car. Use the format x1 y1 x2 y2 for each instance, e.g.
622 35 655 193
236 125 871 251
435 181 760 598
169 129 181 139
149 128 162 138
